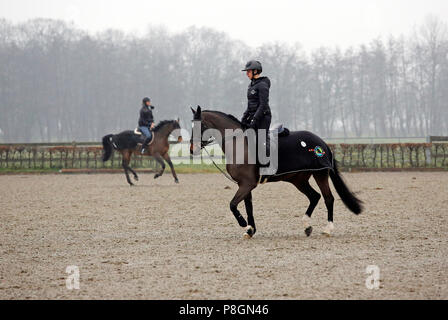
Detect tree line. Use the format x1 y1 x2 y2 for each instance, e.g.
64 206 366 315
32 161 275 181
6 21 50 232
0 17 447 142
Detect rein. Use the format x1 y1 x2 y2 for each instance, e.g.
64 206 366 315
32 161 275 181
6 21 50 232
194 116 248 185
202 145 238 184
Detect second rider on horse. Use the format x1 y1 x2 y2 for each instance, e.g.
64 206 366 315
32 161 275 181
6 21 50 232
139 97 155 154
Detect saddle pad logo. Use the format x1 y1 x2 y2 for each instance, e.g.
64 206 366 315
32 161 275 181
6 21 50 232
308 146 325 157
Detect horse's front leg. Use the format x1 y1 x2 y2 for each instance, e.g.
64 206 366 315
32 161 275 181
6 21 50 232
153 153 166 179
163 153 179 183
230 183 257 238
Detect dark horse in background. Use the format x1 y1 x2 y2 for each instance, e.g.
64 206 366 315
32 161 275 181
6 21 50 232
190 106 363 238
102 120 182 186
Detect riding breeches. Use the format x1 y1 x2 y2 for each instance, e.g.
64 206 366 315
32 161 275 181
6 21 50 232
139 126 152 141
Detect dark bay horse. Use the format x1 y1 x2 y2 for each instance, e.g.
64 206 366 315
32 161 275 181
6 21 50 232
190 106 363 238
102 120 182 186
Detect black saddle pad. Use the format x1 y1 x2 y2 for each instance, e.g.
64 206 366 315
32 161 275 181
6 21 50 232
272 130 333 176
270 124 290 137
111 130 144 150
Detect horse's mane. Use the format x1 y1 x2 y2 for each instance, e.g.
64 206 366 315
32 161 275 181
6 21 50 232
153 120 177 132
203 110 243 128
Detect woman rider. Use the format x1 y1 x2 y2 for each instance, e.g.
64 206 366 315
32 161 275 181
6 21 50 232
138 97 155 154
241 60 272 161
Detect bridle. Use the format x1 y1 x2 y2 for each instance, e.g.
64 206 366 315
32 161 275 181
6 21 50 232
190 119 215 148
190 119 238 184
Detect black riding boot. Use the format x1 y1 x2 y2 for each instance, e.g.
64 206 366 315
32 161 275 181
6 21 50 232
141 136 151 154
265 134 270 158
257 115 271 168
257 134 270 167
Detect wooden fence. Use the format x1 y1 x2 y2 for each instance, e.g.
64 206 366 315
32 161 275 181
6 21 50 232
0 143 157 170
329 143 447 168
0 142 447 170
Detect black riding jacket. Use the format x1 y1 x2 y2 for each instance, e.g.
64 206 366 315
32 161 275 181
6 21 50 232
241 76 271 126
138 105 154 127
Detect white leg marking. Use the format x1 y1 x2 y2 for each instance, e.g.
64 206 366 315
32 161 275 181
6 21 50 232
322 222 334 236
302 215 311 229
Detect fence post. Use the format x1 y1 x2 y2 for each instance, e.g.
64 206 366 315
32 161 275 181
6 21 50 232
425 136 432 166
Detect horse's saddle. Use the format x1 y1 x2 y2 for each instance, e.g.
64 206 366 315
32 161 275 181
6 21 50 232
269 124 290 137
134 128 155 145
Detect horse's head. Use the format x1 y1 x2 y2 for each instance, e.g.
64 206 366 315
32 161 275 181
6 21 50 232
190 106 242 155
190 106 207 155
190 106 218 155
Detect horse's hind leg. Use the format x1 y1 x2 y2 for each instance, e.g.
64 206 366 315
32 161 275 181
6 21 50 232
122 151 134 186
244 192 255 238
289 173 321 237
127 163 139 181
313 170 335 236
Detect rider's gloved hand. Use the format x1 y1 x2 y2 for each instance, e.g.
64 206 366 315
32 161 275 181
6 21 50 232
249 119 257 130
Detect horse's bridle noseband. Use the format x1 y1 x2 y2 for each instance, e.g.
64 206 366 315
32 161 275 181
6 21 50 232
190 119 237 184
190 120 217 149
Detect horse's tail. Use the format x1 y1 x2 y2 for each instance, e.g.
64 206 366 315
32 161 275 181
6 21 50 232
102 134 114 162
329 161 363 215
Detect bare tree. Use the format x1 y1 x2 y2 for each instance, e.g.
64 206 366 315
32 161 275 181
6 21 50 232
0 17 447 143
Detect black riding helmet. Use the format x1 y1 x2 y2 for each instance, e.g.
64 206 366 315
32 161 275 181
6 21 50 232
242 60 262 73
142 97 150 105
142 97 155 109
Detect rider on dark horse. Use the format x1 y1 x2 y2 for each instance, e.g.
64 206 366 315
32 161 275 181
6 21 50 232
138 97 155 154
241 60 272 165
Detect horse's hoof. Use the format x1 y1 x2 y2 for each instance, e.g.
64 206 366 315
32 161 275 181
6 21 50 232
243 226 255 239
174 179 179 184
134 176 139 181
321 222 334 236
305 226 313 237
154 174 160 179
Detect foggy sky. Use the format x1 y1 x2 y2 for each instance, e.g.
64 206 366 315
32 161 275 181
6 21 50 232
1 0 448 50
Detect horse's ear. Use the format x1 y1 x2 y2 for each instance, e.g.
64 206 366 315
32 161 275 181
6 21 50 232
197 105 201 115
190 106 196 114
176 117 180 123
